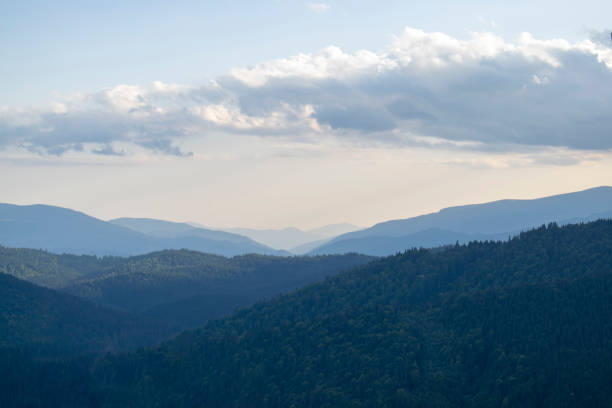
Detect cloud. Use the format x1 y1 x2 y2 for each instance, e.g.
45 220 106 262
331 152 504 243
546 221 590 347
307 2 330 13
92 144 126 156
1 28 612 157
589 29 612 47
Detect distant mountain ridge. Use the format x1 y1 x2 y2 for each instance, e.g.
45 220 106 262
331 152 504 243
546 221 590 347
3 186 611 258
222 223 361 252
110 218 254 243
311 186 612 255
0 204 287 257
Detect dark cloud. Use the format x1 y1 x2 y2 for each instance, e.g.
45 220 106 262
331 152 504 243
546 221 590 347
92 145 126 156
314 105 395 132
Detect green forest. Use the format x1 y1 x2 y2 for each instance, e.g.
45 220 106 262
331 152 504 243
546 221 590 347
1 220 612 407
0 248 373 332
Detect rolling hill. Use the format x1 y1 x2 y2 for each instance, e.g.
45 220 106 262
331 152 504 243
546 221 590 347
0 245 374 332
0 245 121 288
0 272 167 357
0 204 286 257
312 186 612 255
62 251 374 328
5 220 612 407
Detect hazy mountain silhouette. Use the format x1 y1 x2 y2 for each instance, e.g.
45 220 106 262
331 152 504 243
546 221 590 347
223 223 361 251
0 204 287 257
311 186 612 255
110 218 254 243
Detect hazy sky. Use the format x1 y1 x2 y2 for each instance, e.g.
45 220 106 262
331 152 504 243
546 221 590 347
1 1 611 229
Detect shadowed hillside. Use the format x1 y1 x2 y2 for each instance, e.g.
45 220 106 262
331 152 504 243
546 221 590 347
3 220 612 407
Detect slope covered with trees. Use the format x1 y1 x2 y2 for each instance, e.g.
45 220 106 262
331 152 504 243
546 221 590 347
94 220 612 407
63 251 375 328
0 246 123 288
3 220 611 407
0 273 168 357
0 246 374 332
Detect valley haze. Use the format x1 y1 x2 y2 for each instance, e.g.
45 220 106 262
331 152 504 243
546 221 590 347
1 186 611 257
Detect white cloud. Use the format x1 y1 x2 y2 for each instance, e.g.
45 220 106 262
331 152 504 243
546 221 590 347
1 28 612 157
229 46 386 86
307 2 330 13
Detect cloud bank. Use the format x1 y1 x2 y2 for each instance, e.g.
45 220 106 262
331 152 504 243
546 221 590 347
2 28 611 157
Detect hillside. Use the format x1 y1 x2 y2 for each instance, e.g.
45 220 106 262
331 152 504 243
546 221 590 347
62 251 375 328
0 245 122 288
4 220 611 406
90 220 612 407
312 186 612 255
310 228 507 256
0 245 374 331
0 204 287 257
0 273 167 357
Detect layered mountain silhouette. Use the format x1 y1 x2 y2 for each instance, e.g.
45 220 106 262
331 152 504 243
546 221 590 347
0 204 287 257
5 220 612 407
3 186 611 258
222 223 360 253
311 186 612 255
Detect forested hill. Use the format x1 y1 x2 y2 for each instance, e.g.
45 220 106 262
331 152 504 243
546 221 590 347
7 220 611 407
0 273 168 357
0 247 375 332
63 251 375 328
0 246 124 288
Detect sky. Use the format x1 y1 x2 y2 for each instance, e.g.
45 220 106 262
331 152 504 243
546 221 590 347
1 0 612 229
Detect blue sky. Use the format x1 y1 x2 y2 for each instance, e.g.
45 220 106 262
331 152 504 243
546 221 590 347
3 0 610 105
1 1 611 228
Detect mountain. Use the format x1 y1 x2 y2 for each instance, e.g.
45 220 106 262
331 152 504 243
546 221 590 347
6 220 612 407
0 245 121 288
0 204 287 257
289 237 330 254
308 222 362 237
110 217 259 243
0 245 374 332
223 223 361 252
62 251 374 329
312 186 612 255
311 228 508 256
0 204 154 256
0 272 167 357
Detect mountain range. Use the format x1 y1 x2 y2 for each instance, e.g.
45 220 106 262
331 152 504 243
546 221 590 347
311 186 612 255
222 223 361 252
0 204 287 257
4 219 611 407
2 186 612 258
